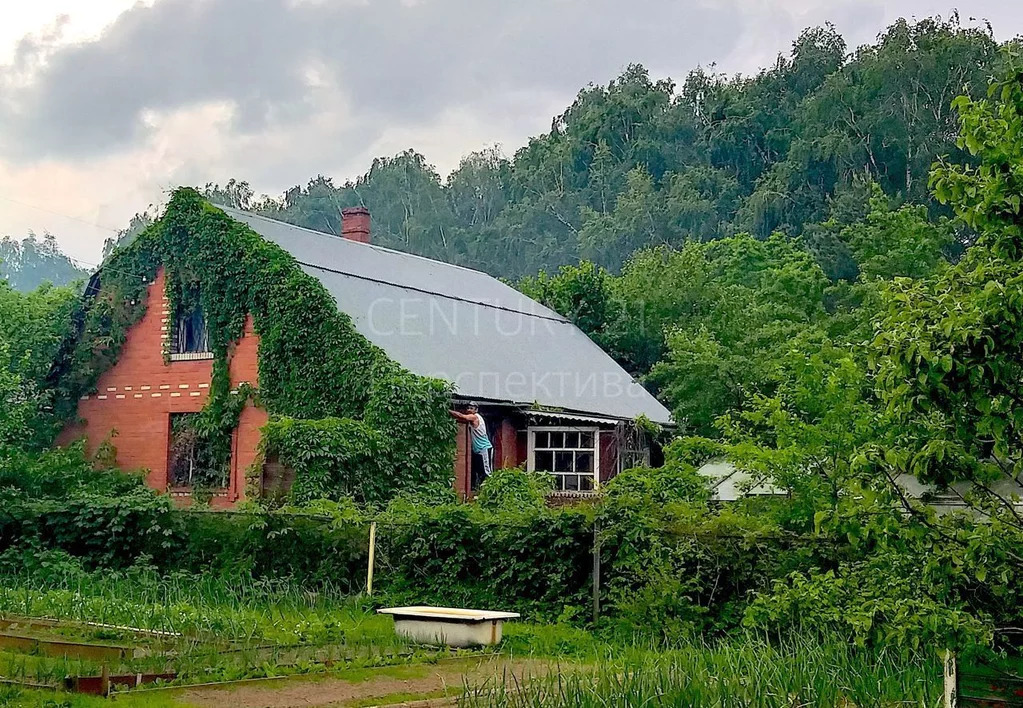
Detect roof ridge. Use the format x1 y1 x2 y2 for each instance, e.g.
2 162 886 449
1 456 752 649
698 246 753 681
218 205 499 280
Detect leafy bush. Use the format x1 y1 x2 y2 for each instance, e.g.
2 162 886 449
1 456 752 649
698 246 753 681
261 417 383 503
173 509 370 591
0 441 141 501
743 557 992 653
376 500 594 618
0 345 34 448
0 449 585 615
594 461 833 638
476 467 553 511
666 436 726 468
601 456 710 511
0 279 78 447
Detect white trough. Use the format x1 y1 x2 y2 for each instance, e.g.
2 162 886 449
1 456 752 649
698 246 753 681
378 606 520 648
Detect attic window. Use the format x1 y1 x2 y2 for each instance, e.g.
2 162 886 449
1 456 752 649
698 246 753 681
170 303 211 361
528 427 599 493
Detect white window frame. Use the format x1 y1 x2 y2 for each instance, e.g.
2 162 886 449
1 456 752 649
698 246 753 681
527 426 601 493
169 351 215 362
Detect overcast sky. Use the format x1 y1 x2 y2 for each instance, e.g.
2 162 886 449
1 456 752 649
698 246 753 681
1 1 1021 265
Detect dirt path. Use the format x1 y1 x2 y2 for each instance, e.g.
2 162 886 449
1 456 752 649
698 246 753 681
170 657 549 708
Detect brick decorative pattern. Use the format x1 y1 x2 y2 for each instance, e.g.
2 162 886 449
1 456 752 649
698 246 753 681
58 268 267 508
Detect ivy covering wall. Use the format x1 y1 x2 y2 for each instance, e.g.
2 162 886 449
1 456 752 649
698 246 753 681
51 188 455 503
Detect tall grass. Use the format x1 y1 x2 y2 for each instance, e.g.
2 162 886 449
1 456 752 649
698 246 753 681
0 563 392 645
463 633 942 707
0 565 460 690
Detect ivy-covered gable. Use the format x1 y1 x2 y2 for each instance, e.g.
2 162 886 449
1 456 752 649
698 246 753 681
53 188 455 503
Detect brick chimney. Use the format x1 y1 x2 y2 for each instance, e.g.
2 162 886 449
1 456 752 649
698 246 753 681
341 207 371 243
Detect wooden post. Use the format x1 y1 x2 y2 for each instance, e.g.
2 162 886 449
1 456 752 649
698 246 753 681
944 649 957 708
367 522 377 596
592 520 601 624
100 663 110 698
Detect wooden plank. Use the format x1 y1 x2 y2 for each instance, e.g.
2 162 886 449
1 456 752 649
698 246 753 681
0 632 130 661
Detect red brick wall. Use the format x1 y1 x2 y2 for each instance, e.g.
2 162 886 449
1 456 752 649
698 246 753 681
496 419 519 469
58 268 266 507
454 424 470 500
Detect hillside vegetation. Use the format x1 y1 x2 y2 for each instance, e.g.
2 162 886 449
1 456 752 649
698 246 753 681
186 16 1006 434
213 16 1000 280
0 233 87 292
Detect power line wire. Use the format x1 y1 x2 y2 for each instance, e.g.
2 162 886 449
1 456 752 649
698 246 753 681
0 195 156 282
0 195 122 234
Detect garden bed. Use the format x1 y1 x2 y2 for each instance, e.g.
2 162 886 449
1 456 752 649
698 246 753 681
0 574 469 699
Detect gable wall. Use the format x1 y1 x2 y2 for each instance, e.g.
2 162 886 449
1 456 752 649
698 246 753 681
58 269 266 506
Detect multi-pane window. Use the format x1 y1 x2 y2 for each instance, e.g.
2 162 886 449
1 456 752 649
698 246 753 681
529 427 599 493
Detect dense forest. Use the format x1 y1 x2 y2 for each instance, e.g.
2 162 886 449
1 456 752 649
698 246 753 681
194 15 1000 281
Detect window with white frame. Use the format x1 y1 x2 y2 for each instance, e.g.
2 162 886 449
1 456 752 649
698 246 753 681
528 427 599 493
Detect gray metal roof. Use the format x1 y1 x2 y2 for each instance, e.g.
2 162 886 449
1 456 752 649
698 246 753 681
218 206 672 424
698 461 1023 514
698 461 784 501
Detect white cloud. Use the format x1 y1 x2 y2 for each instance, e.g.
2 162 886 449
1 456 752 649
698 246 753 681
0 1 146 64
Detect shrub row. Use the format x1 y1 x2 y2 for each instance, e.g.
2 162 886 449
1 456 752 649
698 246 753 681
0 490 816 630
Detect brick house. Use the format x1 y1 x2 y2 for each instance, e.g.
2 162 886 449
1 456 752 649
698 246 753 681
61 205 671 505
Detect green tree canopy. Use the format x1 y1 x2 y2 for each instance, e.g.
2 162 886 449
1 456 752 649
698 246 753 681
219 15 998 280
0 233 87 292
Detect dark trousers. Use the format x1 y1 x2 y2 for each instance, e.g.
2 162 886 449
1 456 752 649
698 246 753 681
471 448 494 491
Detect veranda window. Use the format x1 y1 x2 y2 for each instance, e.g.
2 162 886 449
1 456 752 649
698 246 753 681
619 430 651 474
527 427 599 493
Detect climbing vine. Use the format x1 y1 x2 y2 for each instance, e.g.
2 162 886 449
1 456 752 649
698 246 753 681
51 188 455 501
47 228 163 428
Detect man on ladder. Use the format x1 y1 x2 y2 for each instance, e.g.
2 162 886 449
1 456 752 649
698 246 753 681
449 402 493 490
